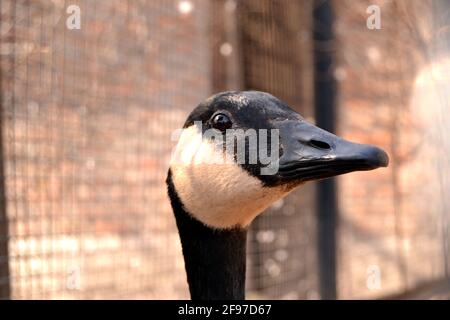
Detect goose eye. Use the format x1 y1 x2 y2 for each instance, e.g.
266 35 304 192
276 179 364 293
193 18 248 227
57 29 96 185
211 113 232 131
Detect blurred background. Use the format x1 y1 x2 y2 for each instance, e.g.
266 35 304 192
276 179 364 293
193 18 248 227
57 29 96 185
0 0 449 299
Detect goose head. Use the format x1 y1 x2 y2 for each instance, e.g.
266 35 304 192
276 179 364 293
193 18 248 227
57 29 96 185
169 91 388 229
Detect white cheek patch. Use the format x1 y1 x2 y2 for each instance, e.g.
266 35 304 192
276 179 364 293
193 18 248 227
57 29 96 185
170 125 290 229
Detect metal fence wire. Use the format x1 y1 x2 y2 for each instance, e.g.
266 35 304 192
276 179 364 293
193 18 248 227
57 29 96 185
0 0 212 299
0 0 449 300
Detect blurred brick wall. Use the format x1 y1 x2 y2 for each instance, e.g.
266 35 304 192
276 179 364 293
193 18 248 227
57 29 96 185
335 0 449 298
0 0 211 299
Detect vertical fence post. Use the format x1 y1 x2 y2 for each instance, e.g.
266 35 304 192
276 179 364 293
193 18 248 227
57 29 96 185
0 100 10 300
0 0 11 298
313 0 337 300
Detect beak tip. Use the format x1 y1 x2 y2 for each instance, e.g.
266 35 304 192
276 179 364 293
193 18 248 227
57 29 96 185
368 146 389 168
379 151 389 168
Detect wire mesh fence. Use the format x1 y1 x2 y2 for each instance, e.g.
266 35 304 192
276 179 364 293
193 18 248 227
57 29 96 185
0 0 212 299
334 0 450 299
0 0 449 300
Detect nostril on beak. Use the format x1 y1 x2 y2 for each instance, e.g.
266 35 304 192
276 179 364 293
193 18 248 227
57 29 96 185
309 139 331 150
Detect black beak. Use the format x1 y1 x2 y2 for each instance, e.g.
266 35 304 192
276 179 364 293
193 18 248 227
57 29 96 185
276 120 389 182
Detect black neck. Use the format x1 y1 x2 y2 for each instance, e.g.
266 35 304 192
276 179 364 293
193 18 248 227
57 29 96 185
167 170 247 300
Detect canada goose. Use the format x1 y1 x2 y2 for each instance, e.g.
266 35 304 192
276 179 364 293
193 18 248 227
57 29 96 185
167 91 388 300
